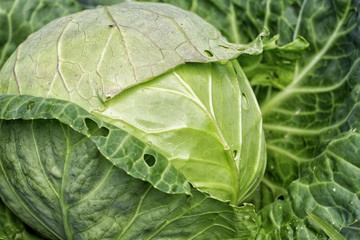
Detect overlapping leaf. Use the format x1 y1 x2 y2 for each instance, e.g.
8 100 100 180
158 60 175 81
0 117 259 239
237 0 360 238
96 60 265 204
0 95 190 195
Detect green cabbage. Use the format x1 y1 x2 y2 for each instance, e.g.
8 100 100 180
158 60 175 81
0 2 265 239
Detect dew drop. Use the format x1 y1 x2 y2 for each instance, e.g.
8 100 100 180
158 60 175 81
332 188 336 192
353 128 357 132
241 93 250 110
351 201 354 204
224 145 230 150
295 108 301 115
244 215 250 220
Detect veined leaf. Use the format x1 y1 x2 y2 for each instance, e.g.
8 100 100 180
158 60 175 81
95 60 265 204
0 1 264 109
240 0 360 238
0 95 190 195
0 118 259 239
256 129 360 239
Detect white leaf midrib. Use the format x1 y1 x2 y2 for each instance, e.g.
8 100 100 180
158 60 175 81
261 0 352 116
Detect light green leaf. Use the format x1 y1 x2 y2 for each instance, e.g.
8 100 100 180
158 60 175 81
0 95 190 195
0 0 81 69
95 60 266 204
0 118 259 239
0 1 264 110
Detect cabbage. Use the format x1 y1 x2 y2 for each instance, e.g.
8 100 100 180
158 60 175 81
0 2 265 239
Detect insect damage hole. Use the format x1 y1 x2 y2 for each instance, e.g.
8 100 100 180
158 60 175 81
27 101 35 110
204 49 214 57
143 154 156 167
84 118 109 137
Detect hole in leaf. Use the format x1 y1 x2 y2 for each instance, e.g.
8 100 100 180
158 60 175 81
204 50 214 57
241 93 250 110
219 45 229 49
84 118 109 137
27 101 35 110
108 24 114 28
233 150 237 158
277 195 284 200
143 154 156 167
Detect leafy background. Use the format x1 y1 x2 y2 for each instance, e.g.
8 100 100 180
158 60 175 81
0 0 359 239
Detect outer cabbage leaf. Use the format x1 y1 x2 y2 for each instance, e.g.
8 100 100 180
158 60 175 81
0 0 81 69
0 116 259 240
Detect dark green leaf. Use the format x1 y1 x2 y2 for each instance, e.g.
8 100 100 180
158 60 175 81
0 199 44 240
0 118 259 239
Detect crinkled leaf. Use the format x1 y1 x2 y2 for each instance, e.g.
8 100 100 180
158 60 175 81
0 95 190 195
256 129 360 239
0 118 259 239
0 0 81 69
242 0 360 238
239 35 310 91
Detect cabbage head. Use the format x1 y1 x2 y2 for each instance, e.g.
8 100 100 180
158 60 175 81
0 2 266 239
